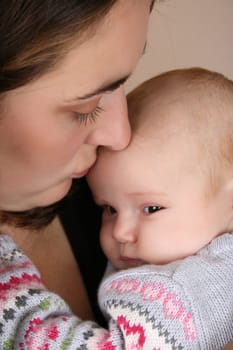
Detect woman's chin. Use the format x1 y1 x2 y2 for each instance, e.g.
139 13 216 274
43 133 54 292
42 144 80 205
0 180 73 212
35 180 73 208
20 179 73 210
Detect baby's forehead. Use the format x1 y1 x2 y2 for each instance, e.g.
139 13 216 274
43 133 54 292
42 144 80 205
87 146 134 190
130 96 190 140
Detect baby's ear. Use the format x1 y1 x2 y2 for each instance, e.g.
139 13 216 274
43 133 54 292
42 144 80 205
223 174 233 209
224 177 233 233
229 176 233 199
227 176 233 205
227 176 233 224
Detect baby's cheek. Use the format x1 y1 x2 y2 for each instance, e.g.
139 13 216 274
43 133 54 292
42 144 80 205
100 226 116 259
100 226 110 254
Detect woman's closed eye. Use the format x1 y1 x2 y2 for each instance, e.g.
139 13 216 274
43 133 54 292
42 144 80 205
143 205 164 215
72 106 104 125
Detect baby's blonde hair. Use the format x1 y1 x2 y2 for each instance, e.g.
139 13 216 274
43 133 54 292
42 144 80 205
127 67 233 196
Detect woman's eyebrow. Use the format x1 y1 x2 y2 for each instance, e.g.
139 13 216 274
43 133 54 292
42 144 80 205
68 75 130 102
66 41 147 102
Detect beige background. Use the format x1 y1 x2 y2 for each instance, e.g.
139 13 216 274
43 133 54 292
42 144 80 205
127 0 233 91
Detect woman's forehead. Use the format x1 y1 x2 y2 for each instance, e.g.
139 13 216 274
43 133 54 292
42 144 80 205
12 0 150 103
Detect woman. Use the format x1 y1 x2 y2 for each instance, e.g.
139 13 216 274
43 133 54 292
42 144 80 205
1 1 232 348
0 0 153 323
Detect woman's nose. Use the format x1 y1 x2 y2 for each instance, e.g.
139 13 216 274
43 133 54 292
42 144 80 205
87 86 131 150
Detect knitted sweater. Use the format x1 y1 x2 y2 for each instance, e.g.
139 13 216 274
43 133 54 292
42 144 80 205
0 233 233 349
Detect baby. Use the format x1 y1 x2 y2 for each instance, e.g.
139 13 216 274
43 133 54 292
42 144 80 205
87 67 233 349
0 67 233 349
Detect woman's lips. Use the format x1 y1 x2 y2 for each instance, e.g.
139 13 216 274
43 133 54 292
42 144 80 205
72 158 97 178
72 167 90 178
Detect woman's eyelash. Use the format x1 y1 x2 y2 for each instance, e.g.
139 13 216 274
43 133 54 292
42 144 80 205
72 106 104 125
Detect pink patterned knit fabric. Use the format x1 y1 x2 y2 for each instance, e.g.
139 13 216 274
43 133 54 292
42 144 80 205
0 233 233 349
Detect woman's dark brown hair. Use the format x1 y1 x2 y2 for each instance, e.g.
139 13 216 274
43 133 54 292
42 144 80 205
0 0 118 92
0 0 118 228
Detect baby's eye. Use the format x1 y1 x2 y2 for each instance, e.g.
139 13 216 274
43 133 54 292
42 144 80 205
102 205 117 216
143 205 163 215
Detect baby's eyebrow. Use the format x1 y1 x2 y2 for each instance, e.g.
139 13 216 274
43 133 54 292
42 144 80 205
127 191 166 197
91 195 102 205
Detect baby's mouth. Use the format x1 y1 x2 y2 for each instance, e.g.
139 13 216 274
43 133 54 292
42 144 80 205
120 256 144 268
